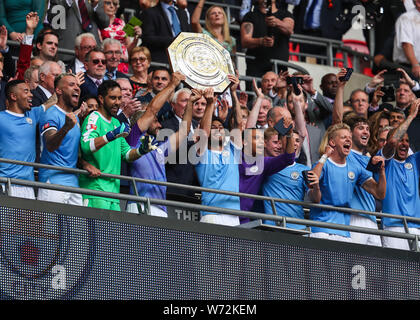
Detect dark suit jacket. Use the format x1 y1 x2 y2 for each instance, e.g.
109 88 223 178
80 73 100 102
0 80 6 110
31 86 50 107
141 2 191 65
293 0 359 40
161 114 199 197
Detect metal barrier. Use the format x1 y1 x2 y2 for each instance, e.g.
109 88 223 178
1 157 420 252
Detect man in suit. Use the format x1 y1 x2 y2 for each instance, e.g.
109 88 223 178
293 0 358 55
47 0 109 63
103 38 129 80
31 61 62 107
141 0 191 65
161 88 200 198
66 33 97 74
80 48 106 102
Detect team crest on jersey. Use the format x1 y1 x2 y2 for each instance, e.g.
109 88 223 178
291 171 299 180
86 124 97 131
249 165 259 173
405 163 413 170
26 117 32 125
348 171 355 180
0 208 95 299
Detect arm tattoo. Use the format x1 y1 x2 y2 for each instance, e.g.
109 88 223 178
243 22 253 35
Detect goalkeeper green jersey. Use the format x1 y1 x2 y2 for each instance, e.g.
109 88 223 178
79 111 131 203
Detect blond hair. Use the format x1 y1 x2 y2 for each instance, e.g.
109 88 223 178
318 123 351 156
205 6 233 45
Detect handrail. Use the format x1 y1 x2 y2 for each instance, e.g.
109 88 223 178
1 157 420 228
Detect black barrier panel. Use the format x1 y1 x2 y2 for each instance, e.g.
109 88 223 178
0 203 420 300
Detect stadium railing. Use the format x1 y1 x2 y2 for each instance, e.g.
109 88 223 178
1 157 419 252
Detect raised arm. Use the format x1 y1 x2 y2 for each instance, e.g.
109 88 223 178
137 71 185 132
191 0 205 33
246 78 264 128
383 98 420 159
362 156 386 200
331 68 348 125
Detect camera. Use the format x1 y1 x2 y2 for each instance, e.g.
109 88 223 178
381 84 395 103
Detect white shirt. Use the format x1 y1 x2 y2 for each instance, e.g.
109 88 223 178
393 8 420 64
39 85 52 99
74 58 86 74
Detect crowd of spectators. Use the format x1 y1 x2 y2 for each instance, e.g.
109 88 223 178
0 0 420 251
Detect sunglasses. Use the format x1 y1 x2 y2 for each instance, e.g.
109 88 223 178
104 1 119 6
92 59 106 65
131 57 147 63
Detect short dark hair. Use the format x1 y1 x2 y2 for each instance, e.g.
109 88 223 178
5 80 25 99
151 67 171 77
85 47 104 62
98 80 121 98
345 116 369 131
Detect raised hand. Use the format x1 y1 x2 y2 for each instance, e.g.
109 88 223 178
171 71 186 88
0 25 7 50
203 87 215 106
25 12 39 35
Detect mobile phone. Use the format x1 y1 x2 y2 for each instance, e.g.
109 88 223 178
339 68 353 82
286 77 301 95
366 157 383 173
273 118 293 136
301 170 311 185
381 84 395 102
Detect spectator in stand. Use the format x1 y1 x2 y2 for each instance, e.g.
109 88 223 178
246 79 273 129
128 46 151 97
141 0 191 65
102 38 129 80
161 88 201 199
79 95 99 124
47 0 109 63
33 29 60 64
100 0 142 74
79 80 152 211
136 67 173 122
0 52 5 108
240 0 294 78
37 73 90 206
348 89 370 119
24 65 40 91
79 48 106 101
125 72 197 216
115 77 142 125
192 93 207 123
264 127 284 157
67 33 97 74
367 110 390 155
393 0 420 79
260 71 279 103
0 80 55 199
191 0 236 54
292 0 358 57
0 0 45 40
380 98 420 250
263 129 321 229
31 61 62 107
310 123 386 243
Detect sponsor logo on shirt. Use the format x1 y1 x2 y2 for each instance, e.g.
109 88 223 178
86 124 97 131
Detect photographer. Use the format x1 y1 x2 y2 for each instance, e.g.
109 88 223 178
240 0 294 79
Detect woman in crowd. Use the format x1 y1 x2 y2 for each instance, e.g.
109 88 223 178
100 0 142 73
129 46 151 97
0 0 45 40
191 0 236 54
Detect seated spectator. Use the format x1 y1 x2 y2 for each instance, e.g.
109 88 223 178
24 65 40 91
100 0 142 73
141 0 191 65
191 0 236 54
67 33 97 74
103 38 129 80
240 0 294 78
263 130 321 229
129 46 151 97
31 61 62 107
80 48 107 101
79 80 152 211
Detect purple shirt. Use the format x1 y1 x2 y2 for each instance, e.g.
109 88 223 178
239 152 295 213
